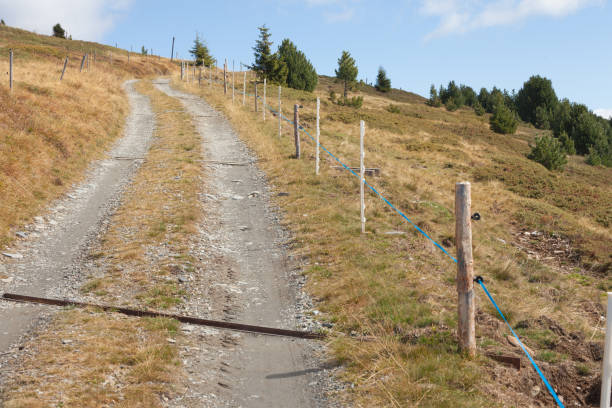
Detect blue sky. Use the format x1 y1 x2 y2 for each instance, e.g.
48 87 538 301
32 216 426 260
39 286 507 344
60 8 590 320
2 0 610 117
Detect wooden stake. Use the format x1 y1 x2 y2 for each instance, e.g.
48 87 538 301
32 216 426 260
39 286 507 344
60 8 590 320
242 70 246 105
278 85 282 138
128 51 130 63
9 49 13 92
223 59 227 95
79 54 86 72
263 78 266 121
456 181 476 357
360 120 365 233
232 60 235 104
316 97 321 175
254 83 258 112
294 104 300 159
60 56 68 81
209 65 212 86
601 293 612 408
171 36 175 61
198 67 202 87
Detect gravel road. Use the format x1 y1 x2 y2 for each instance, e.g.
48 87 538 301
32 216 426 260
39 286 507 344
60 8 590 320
0 80 155 367
155 79 339 408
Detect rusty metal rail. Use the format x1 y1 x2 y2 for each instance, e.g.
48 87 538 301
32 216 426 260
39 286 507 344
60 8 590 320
1 293 325 340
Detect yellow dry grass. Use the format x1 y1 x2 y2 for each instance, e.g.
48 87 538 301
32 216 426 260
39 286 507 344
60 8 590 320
0 25 175 249
171 72 611 407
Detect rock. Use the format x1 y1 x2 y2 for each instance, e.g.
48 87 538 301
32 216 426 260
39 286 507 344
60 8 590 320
167 338 176 344
34 216 44 224
231 195 244 200
507 335 534 355
204 194 217 201
322 322 334 328
248 191 260 198
384 231 405 235
15 232 27 238
1 276 14 283
178 276 189 283
238 226 249 231
2 252 23 259
277 192 289 197
61 339 73 345
531 386 541 397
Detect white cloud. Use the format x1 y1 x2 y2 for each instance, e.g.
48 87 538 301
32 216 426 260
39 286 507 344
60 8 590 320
301 0 359 23
595 108 612 119
421 0 604 39
0 0 132 41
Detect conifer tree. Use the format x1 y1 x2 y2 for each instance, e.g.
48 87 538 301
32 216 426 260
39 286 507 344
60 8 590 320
190 34 215 67
278 39 317 92
52 23 65 39
375 67 391 93
335 50 358 98
251 25 287 84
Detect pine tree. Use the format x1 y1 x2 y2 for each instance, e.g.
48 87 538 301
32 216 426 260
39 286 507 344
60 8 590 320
427 84 441 107
52 23 65 39
252 25 287 84
141 46 148 56
335 50 358 99
375 67 391 93
190 34 214 67
490 103 518 134
278 39 318 92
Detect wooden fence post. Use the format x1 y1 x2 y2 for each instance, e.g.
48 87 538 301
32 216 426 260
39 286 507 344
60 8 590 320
456 181 476 357
87 52 90 72
263 78 267 120
601 293 612 408
209 65 212 86
360 120 365 233
278 85 282 138
9 49 13 92
60 56 68 81
223 59 227 95
254 83 258 112
316 97 321 175
294 104 300 159
79 54 86 72
171 36 175 61
198 67 202 87
242 70 246 105
110 52 113 66
128 51 130 64
232 60 235 104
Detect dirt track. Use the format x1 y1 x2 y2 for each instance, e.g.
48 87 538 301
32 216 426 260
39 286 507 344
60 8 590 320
155 79 335 407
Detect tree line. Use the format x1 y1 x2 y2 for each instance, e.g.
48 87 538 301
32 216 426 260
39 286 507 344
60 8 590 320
428 76 612 169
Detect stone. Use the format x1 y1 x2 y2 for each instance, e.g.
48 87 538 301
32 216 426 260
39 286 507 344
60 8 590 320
2 252 23 259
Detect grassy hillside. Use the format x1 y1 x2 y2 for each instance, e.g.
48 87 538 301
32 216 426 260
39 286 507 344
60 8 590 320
173 70 611 407
0 25 174 249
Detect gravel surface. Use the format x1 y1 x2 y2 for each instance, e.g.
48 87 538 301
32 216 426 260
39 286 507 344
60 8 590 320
155 79 344 408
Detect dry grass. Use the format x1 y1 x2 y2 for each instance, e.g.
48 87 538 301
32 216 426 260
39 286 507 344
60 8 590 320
171 72 610 406
0 25 175 249
0 79 204 406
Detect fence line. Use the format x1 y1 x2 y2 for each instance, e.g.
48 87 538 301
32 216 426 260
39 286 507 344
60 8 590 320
187 70 568 407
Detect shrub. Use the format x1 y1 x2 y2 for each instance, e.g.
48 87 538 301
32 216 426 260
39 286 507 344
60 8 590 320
490 104 518 134
337 96 363 109
387 104 401 114
528 135 567 171
375 67 391 93
474 101 485 116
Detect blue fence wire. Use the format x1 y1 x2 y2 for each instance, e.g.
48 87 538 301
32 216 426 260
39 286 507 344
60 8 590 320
203 77 566 407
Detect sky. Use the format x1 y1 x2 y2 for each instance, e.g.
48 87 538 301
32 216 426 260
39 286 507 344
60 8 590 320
1 0 610 118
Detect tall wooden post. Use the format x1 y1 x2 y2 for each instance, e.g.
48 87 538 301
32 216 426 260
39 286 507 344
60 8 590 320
232 60 235 104
170 37 175 61
209 65 212 86
360 120 366 233
294 104 300 159
110 52 113 66
87 52 90 72
316 97 321 175
198 67 202 87
242 71 246 105
181 62 184 81
263 78 266 121
456 181 476 357
223 59 227 95
128 51 130 63
254 83 258 112
60 56 68 81
9 49 13 92
278 85 282 138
